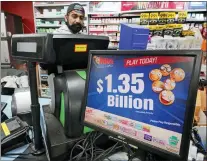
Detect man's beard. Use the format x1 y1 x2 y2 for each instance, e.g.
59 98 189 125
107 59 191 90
66 22 83 34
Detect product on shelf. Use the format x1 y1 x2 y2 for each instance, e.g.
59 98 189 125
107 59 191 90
147 27 203 50
153 25 165 36
149 12 159 25
172 24 183 37
87 1 206 50
140 13 149 25
164 24 174 36
167 12 176 24
158 12 168 25
177 11 187 24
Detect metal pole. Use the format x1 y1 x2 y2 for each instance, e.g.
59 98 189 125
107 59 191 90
28 61 44 153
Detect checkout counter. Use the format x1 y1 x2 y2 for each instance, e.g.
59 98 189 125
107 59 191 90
1 33 109 160
1 31 206 161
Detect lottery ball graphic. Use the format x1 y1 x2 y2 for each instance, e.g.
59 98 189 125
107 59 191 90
93 56 100 64
159 90 175 105
152 81 165 93
149 69 162 81
164 79 176 91
160 64 172 76
170 68 185 82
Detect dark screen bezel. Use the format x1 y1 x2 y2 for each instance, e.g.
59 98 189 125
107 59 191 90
81 50 202 161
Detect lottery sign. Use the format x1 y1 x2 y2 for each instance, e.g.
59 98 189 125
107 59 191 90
85 54 195 154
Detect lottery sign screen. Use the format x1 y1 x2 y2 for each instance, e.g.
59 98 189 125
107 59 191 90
83 50 202 160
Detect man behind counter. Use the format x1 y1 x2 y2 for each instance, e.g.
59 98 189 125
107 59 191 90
40 3 85 113
40 3 85 74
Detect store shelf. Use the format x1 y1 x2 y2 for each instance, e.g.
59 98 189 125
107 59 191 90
34 2 87 7
36 15 87 21
36 25 62 27
88 12 119 15
187 9 207 12
89 23 138 25
89 30 119 32
186 19 206 22
120 9 207 15
90 23 120 25
36 15 64 19
89 9 206 17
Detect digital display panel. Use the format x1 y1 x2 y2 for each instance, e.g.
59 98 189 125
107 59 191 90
84 54 195 155
17 42 37 53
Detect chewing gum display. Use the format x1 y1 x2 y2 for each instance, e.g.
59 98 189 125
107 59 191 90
149 12 159 25
167 12 176 24
158 12 168 25
177 11 187 24
140 13 149 25
164 24 175 36
154 25 165 36
172 24 183 37
182 30 195 37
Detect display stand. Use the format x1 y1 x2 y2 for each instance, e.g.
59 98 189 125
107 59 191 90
28 61 45 155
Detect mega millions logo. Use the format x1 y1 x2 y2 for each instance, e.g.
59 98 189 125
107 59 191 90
93 56 114 68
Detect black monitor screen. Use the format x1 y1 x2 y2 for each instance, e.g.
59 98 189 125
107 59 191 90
83 50 202 159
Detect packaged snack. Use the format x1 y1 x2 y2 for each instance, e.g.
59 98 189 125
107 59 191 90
154 25 165 36
140 13 149 25
158 12 168 25
177 11 187 24
167 12 176 24
172 24 183 37
164 24 175 36
149 12 159 25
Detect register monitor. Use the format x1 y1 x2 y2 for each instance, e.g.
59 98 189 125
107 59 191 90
11 33 109 68
82 50 202 161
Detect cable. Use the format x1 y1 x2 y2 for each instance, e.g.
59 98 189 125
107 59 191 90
69 131 104 161
69 131 124 161
70 138 86 161
93 142 122 161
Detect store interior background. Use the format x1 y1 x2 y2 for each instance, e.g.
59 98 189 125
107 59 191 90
1 1 206 98
0 1 206 160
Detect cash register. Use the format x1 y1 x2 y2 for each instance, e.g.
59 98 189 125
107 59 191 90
11 33 109 160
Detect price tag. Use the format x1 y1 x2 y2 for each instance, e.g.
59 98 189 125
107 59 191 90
156 25 166 30
148 25 157 30
150 13 159 19
140 13 149 19
178 11 187 18
166 24 176 29
182 30 195 36
175 24 183 28
159 12 168 19
167 12 176 19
